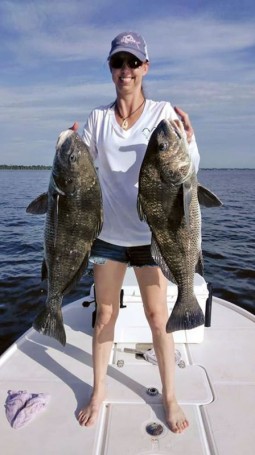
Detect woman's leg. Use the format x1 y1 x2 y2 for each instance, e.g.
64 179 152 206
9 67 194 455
78 260 127 426
134 266 189 433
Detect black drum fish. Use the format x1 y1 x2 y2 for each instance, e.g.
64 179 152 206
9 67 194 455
26 123 103 345
137 119 222 332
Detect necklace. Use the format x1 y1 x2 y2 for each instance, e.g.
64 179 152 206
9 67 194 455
115 98 146 130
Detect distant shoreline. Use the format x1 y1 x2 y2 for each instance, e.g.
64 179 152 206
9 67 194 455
0 165 51 170
0 165 254 171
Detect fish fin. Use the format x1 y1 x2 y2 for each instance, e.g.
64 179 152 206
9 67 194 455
41 259 48 281
151 237 177 284
183 180 192 228
26 193 48 214
33 301 66 346
166 295 205 332
198 184 223 207
137 195 147 222
195 251 204 277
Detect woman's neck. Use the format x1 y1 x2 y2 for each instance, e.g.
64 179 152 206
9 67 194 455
114 92 146 130
116 91 145 116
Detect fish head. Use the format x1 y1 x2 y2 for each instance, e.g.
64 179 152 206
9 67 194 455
153 119 193 184
55 129 85 171
52 128 89 194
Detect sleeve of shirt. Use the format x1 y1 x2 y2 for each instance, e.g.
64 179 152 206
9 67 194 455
82 109 98 161
188 134 200 173
164 102 200 173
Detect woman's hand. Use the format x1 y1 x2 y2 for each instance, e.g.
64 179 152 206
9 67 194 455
69 122 79 132
174 106 194 143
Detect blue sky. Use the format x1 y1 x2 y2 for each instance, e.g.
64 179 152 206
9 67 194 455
1 0 255 167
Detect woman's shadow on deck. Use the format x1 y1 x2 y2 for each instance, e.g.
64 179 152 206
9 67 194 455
18 301 164 424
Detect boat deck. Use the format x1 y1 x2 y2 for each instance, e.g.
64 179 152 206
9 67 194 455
0 274 254 454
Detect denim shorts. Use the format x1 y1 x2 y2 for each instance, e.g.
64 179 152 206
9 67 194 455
89 238 157 267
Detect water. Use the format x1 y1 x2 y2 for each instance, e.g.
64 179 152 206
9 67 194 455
0 169 254 355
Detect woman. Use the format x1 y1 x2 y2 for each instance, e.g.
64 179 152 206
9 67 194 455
78 31 200 433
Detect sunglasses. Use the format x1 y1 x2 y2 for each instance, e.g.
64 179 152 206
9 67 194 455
109 55 143 69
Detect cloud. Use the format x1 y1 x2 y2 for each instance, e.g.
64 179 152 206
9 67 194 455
1 1 255 167
2 2 255 67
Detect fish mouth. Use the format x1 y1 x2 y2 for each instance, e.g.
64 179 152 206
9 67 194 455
161 119 183 139
56 129 74 150
160 119 171 137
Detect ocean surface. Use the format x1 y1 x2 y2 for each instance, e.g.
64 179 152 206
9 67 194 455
0 169 254 355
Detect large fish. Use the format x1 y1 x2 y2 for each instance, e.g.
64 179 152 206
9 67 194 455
137 119 222 332
26 123 103 345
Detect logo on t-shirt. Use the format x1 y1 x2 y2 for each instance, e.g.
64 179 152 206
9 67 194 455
142 127 156 141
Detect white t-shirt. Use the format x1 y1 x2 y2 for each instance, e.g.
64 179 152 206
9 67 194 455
82 99 200 246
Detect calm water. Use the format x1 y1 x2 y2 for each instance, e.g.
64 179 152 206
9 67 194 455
0 169 254 354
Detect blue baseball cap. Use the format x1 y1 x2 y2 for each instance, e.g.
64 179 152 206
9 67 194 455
108 32 149 62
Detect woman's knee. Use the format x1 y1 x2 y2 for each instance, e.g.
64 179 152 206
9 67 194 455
144 308 168 333
95 300 119 328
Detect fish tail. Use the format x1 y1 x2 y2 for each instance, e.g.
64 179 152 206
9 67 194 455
33 302 66 346
166 295 205 332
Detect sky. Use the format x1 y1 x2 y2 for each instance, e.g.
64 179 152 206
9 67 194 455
0 0 255 168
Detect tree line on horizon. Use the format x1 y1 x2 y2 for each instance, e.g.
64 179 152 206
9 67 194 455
0 165 51 170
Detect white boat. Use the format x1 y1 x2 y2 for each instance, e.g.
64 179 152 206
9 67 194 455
0 268 254 455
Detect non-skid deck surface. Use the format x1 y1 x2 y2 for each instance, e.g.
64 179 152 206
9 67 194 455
0 300 212 454
188 298 255 455
0 297 254 454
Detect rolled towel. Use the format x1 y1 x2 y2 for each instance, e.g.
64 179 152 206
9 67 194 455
143 348 158 365
143 348 182 365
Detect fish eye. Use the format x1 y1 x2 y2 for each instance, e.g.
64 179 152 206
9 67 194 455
158 142 168 152
69 153 77 163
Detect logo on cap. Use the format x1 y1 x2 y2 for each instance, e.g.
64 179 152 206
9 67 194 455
120 34 141 49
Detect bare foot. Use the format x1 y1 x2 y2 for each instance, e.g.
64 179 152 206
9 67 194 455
163 396 189 433
78 390 105 427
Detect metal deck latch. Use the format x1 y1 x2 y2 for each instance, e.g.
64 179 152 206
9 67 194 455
146 387 159 396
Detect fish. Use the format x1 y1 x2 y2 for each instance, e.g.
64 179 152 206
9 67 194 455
26 123 103 345
137 119 222 332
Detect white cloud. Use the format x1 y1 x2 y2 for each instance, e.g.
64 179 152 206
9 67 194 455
1 1 255 167
2 4 255 67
